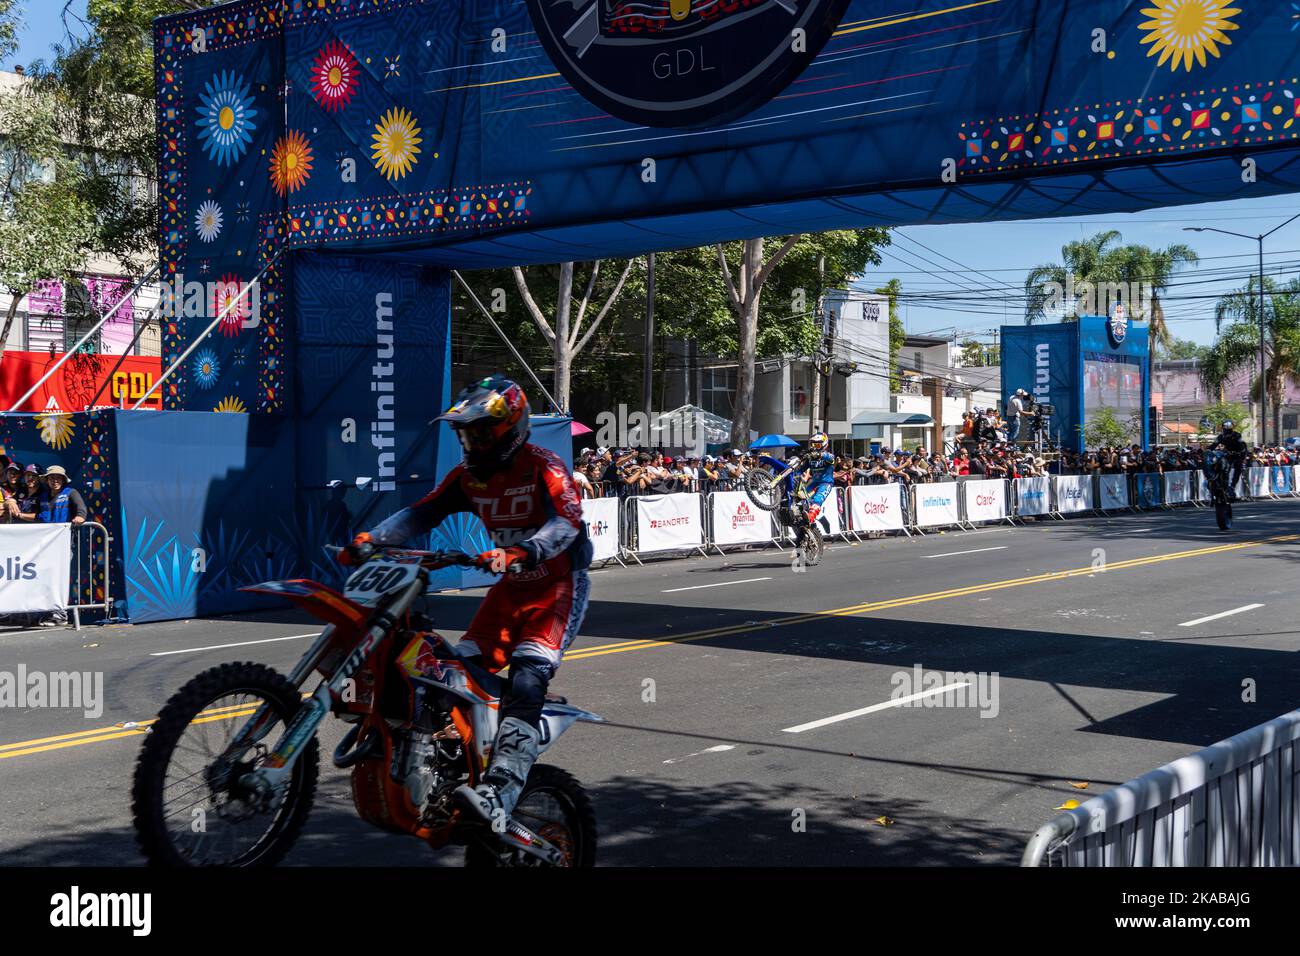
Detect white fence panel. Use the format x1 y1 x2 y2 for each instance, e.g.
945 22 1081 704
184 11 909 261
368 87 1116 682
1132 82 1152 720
914 484 961 528
633 493 704 554
0 524 71 613
709 491 775 546
963 479 1008 524
581 497 621 562
1015 476 1051 516
848 484 906 533
1099 475 1129 510
1054 475 1094 513
1164 470 1192 506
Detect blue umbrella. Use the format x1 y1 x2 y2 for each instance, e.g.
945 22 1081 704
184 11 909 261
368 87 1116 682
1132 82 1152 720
751 433 800 450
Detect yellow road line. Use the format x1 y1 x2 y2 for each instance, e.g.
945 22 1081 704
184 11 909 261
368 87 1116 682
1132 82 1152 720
426 71 561 95
2 532 1294 760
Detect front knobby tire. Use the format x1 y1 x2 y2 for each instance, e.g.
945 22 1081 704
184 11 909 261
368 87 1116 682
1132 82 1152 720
464 765 597 868
132 661 319 867
743 467 782 512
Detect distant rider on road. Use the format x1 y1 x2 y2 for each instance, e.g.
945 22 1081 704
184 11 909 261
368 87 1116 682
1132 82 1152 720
1209 420 1247 500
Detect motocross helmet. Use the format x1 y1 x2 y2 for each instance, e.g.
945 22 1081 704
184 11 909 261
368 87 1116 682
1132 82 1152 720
808 432 829 453
437 375 530 478
1221 421 1234 431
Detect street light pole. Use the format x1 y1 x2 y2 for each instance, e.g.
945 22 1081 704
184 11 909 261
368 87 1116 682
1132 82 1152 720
1185 212 1300 446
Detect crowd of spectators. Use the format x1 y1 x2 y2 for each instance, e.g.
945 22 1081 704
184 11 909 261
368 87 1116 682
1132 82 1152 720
0 455 88 526
0 454 89 628
572 439 1298 498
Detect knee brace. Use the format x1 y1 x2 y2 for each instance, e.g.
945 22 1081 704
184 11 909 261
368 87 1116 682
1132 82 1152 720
501 658 554 729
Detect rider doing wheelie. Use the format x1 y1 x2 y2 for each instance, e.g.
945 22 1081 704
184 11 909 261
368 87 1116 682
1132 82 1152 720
1209 420 1247 500
797 433 836 532
339 375 592 828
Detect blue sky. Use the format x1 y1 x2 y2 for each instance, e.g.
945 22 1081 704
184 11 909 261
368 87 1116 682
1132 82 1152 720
9 1 1298 350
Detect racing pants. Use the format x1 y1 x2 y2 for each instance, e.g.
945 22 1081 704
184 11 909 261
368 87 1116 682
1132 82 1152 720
456 569 590 729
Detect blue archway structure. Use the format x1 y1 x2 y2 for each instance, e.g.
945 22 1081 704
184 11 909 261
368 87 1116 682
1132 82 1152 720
22 0 1298 622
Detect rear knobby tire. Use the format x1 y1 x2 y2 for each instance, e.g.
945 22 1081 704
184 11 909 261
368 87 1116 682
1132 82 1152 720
464 764 597 868
1215 500 1232 531
801 522 825 566
132 661 319 867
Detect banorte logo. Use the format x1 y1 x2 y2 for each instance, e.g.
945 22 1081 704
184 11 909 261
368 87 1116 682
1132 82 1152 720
650 516 691 528
731 499 756 530
524 0 853 128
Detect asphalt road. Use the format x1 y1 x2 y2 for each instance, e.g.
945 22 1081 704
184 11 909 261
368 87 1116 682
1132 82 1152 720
2 499 1298 867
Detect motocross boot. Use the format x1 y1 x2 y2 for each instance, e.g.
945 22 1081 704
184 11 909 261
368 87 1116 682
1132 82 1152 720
453 716 539 826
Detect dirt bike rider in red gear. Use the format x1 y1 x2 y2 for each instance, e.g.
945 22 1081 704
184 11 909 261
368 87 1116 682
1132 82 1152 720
339 375 592 828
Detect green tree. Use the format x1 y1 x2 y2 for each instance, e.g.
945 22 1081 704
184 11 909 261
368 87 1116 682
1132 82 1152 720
0 84 97 373
1023 231 1197 348
873 277 905 390
0 1 20 63
1201 400 1251 439
1158 337 1208 361
1204 275 1300 444
1082 406 1139 448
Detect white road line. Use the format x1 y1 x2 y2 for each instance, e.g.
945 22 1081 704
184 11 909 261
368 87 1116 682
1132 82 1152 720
1178 604 1265 628
923 546 1008 559
150 632 320 657
782 683 972 733
1103 527 1153 535
662 576 772 593
663 744 735 764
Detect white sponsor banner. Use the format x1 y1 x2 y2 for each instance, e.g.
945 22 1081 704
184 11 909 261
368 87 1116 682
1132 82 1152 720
0 524 71 613
634 493 703 553
1247 466 1269 499
1294 465 1300 494
1099 474 1129 510
914 484 961 527
963 479 1007 524
848 484 905 532
1015 477 1051 516
1054 475 1094 513
1164 470 1192 505
710 491 774 546
581 497 621 561
817 487 845 537
1196 470 1209 501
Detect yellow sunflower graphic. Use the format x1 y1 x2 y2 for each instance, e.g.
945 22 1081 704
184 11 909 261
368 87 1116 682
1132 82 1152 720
213 395 248 414
269 130 314 197
371 107 422 181
37 413 76 450
1139 0 1240 72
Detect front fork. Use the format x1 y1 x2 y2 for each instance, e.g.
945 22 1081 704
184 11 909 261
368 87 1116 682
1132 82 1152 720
221 579 425 807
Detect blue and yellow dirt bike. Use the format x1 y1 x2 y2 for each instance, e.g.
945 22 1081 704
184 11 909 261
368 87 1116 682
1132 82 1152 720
742 453 826 566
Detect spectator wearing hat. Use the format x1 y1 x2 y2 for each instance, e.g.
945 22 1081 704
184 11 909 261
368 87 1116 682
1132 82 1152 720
41 465 88 525
12 464 49 524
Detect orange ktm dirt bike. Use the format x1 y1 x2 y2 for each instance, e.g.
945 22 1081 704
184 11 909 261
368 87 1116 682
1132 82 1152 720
131 546 600 867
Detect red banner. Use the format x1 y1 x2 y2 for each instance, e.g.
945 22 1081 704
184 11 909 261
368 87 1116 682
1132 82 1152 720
0 351 163 413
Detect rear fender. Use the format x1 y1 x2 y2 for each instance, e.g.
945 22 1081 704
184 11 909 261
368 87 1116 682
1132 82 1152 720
537 702 603 754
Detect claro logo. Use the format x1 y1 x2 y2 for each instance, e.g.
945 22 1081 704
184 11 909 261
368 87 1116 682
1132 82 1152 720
860 500 890 515
0 556 38 580
975 494 996 506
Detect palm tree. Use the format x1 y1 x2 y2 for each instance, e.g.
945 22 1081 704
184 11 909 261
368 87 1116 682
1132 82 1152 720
1023 230 1123 324
1203 275 1300 444
1108 242 1199 349
1023 232 1198 345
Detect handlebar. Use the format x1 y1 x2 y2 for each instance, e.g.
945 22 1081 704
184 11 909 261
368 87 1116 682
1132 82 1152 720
327 544 485 571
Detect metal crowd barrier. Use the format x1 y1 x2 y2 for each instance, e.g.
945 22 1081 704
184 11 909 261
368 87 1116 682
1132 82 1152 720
69 521 114 629
1022 707 1300 866
581 464 1300 564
